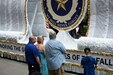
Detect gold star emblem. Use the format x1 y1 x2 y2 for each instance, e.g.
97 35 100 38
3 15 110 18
56 0 68 11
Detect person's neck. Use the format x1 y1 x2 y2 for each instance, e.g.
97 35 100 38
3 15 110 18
38 43 43 45
86 54 91 56
29 42 34 44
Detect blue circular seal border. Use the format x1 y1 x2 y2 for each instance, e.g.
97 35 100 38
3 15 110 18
42 0 87 31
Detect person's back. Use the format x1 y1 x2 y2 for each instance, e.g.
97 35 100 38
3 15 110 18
25 43 38 64
45 39 66 69
36 35 49 75
25 36 41 75
81 48 97 75
45 31 66 75
81 56 96 75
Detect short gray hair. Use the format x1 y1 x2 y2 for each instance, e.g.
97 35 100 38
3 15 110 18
48 30 56 39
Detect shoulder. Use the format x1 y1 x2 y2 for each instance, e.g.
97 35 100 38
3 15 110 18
27 43 34 46
82 56 89 61
90 56 95 59
39 44 44 49
40 44 44 47
45 40 54 45
26 43 37 51
25 43 34 48
81 56 85 60
52 40 63 44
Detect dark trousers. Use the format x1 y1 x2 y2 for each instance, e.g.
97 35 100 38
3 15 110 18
28 64 40 75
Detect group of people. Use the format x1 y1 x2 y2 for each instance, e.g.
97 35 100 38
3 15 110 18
25 30 66 75
25 29 97 75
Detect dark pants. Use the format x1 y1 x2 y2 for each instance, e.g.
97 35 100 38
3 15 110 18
28 64 40 75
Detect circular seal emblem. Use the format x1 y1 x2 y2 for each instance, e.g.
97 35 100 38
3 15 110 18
42 0 87 31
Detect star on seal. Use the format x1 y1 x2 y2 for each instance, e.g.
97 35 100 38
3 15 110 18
56 0 68 11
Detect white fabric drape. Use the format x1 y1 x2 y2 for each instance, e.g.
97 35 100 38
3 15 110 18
89 0 113 38
0 0 47 43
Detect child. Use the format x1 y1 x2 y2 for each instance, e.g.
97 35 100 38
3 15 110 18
81 48 97 75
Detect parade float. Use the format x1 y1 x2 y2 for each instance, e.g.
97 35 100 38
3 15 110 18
0 0 113 75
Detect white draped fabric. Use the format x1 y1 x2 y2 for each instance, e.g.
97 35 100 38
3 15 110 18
0 0 26 42
77 1 113 74
88 0 113 38
78 0 113 53
56 31 78 49
0 0 25 32
0 0 47 43
27 0 47 36
78 37 113 53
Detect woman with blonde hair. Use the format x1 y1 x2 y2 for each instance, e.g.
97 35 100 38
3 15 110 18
36 35 48 75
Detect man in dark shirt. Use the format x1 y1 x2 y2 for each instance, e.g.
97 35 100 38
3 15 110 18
25 36 41 75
